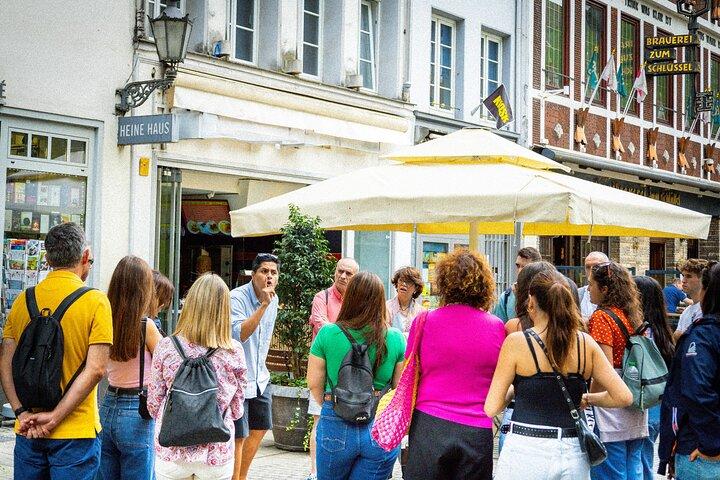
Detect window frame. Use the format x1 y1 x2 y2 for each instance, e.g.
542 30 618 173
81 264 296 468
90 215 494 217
585 0 606 105
229 0 259 65
430 15 456 113
299 0 323 78
655 28 675 126
710 54 720 135
544 0 569 90
8 128 89 167
358 0 378 91
619 15 640 116
479 33 503 119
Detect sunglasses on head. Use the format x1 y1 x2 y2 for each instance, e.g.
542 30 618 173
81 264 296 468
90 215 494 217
592 261 613 278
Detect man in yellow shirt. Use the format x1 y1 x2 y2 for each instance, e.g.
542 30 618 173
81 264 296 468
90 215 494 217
0 223 112 480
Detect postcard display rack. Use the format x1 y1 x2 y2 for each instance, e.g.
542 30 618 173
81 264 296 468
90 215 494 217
2 169 87 311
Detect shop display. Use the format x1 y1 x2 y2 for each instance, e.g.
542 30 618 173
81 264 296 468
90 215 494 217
3 238 51 309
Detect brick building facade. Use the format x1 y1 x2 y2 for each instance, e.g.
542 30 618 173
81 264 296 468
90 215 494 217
528 0 720 284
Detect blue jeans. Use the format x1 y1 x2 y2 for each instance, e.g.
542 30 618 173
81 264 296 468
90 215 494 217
590 438 644 480
316 401 399 480
498 407 513 452
14 435 100 480
641 405 660 479
98 392 155 480
676 454 720 480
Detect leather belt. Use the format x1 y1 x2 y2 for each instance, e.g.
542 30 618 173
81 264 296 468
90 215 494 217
107 386 142 396
502 422 578 439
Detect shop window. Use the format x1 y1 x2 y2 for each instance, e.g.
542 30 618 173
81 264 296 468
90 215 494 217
300 0 322 76
430 15 455 111
545 0 566 89
585 1 605 104
479 33 502 119
359 0 377 90
354 231 391 296
620 16 639 115
9 130 87 166
232 0 257 63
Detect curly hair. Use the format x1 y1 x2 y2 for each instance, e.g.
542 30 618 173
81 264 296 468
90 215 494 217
391 267 424 299
591 261 643 329
680 258 709 277
435 249 496 311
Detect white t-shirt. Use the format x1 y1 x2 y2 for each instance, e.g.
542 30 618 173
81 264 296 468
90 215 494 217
676 302 703 333
578 285 597 322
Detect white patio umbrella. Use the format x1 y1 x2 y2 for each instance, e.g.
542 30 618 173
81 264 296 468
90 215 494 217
230 162 711 240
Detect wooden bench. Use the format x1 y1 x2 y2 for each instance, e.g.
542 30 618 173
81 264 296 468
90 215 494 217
266 348 292 373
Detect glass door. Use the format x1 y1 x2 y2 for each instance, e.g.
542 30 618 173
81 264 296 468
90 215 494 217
155 167 182 333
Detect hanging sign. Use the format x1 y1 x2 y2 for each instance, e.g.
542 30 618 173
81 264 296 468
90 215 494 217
0 80 6 105
645 34 699 49
117 114 178 145
695 91 714 112
645 61 699 76
645 49 676 63
482 84 514 129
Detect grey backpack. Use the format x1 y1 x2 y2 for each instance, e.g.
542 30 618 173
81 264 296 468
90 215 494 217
158 336 231 447
601 309 669 410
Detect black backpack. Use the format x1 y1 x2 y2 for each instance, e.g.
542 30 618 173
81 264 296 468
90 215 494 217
158 336 231 447
329 325 385 424
12 286 93 410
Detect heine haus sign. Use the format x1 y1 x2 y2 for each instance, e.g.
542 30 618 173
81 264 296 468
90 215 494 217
117 114 178 145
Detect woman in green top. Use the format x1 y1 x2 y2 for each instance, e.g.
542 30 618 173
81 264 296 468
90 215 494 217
308 271 407 480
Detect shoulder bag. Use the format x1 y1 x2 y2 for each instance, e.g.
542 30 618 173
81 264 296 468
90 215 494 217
527 329 607 466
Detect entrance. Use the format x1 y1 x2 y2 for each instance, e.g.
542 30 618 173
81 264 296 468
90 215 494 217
154 166 342 333
649 240 666 286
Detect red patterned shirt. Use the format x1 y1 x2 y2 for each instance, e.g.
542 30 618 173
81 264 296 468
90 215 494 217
588 306 634 368
148 335 247 466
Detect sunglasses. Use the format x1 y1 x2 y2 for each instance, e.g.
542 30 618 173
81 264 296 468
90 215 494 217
592 261 613 278
256 253 278 262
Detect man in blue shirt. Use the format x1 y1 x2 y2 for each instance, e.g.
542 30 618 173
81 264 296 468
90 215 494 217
230 253 280 480
663 277 687 313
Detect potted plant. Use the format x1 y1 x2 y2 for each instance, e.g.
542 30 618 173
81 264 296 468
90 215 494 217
270 205 336 451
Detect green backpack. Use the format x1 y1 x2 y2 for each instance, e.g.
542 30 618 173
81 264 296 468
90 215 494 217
601 309 669 410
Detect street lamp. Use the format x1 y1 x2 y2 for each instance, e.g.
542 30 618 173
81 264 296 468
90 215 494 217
115 0 192 115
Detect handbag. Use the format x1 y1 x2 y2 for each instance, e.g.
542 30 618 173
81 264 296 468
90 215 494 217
527 330 607 466
371 311 428 452
138 318 152 420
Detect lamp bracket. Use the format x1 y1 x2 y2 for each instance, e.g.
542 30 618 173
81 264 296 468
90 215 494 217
115 69 176 115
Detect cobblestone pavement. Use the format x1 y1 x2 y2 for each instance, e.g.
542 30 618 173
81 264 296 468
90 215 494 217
0 427 666 479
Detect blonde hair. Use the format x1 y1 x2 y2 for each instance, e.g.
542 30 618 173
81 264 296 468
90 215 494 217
174 273 233 349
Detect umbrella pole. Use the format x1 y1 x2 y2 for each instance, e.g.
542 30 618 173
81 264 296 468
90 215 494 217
469 222 479 252
511 222 523 282
412 224 419 267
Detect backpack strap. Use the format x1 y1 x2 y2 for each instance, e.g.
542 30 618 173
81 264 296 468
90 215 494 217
53 287 95 323
503 287 512 312
325 288 329 305
169 335 188 360
25 287 41 319
337 324 359 346
600 308 631 345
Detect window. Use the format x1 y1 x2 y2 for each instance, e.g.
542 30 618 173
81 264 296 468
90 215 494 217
359 1 377 89
231 0 257 63
8 129 87 166
301 0 321 76
656 30 673 125
585 1 605 104
545 0 566 89
684 48 697 130
711 56 720 134
480 34 502 118
620 17 639 115
430 16 455 111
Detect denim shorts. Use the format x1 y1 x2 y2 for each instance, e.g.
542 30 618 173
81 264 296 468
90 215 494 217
234 386 273 438
14 435 101 480
496 423 590 480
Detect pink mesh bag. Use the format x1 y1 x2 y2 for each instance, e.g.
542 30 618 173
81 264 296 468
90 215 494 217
371 311 428 452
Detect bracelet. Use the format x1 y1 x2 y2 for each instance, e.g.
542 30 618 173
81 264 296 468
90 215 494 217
14 406 27 418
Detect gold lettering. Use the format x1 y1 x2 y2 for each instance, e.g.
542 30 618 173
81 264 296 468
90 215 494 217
493 96 510 122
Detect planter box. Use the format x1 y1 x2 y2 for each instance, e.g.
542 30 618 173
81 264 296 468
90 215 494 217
271 384 311 452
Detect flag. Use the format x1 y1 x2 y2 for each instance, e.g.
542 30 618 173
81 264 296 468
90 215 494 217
633 67 648 103
600 54 617 91
587 51 599 91
616 64 627 97
482 84 514 129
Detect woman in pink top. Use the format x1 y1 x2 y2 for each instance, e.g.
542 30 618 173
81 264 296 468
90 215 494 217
99 255 163 480
148 273 247 480
405 249 505 480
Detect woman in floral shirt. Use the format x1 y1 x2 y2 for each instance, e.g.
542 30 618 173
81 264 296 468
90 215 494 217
148 273 248 480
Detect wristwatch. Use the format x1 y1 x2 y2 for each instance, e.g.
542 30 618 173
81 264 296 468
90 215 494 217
14 406 27 418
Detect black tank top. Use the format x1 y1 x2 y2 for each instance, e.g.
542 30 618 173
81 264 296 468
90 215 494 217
511 330 589 429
